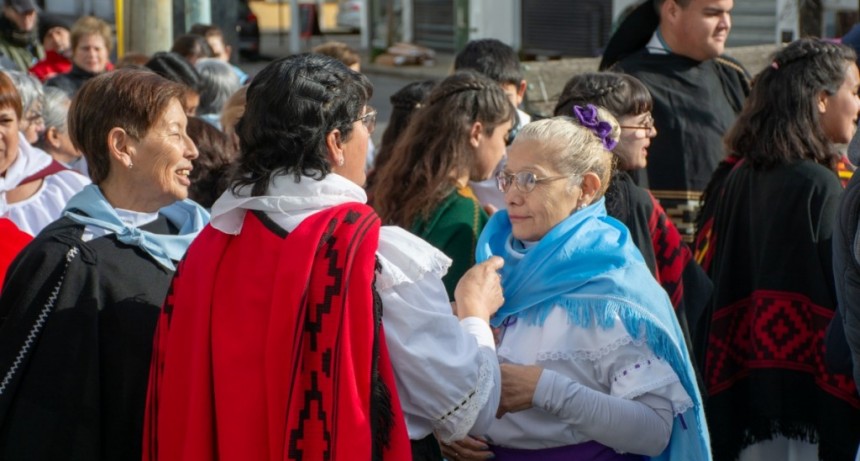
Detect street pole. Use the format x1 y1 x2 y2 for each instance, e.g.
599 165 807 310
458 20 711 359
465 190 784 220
290 0 300 54
185 0 211 29
129 0 173 55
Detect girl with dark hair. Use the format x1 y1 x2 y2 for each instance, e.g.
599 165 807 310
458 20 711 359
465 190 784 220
698 38 860 461
365 79 436 192
372 71 515 299
554 72 713 379
144 54 507 461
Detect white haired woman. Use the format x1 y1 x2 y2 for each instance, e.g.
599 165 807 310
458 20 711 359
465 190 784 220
444 109 709 461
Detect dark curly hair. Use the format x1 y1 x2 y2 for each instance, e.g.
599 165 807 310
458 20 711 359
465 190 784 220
186 117 237 208
725 38 857 171
231 53 372 196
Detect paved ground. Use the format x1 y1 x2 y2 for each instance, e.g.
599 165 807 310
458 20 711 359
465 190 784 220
237 32 453 145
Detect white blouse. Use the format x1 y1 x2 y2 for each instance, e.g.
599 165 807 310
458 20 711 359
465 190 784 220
485 306 693 453
210 172 501 443
4 169 90 236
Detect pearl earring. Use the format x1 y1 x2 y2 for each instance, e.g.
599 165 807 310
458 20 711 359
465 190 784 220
128 162 134 169
337 158 344 166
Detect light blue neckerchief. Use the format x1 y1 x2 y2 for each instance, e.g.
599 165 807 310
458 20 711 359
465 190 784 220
476 197 712 461
63 185 209 271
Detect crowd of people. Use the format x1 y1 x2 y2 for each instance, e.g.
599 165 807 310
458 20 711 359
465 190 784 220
0 0 859 459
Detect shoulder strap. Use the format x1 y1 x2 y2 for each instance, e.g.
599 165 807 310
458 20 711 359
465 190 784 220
19 160 72 185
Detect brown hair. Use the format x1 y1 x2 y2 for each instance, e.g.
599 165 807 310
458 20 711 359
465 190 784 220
0 72 22 119
70 16 112 53
372 71 514 227
186 117 237 207
312 41 360 68
69 69 189 184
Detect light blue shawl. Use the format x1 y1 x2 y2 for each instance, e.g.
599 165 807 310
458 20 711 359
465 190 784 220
476 197 711 461
63 185 209 270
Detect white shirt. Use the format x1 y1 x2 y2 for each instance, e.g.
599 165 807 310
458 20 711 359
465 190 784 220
209 172 501 442
485 305 693 452
1 134 90 236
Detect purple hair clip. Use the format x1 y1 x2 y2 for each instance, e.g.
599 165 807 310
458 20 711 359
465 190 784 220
572 104 618 151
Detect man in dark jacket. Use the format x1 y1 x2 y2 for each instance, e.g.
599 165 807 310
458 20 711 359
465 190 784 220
0 0 42 72
600 0 749 243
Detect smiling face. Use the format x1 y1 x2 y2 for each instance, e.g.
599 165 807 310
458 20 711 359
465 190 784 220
127 98 198 208
73 34 110 74
665 0 733 62
615 112 656 170
503 138 581 241
820 61 860 145
0 105 20 175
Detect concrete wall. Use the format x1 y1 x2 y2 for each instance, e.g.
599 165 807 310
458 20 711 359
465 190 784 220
522 44 780 117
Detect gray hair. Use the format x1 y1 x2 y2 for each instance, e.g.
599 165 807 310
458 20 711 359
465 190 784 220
3 70 43 113
195 58 240 116
515 114 617 199
41 86 70 133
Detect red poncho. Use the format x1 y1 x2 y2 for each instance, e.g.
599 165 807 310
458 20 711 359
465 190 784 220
144 203 411 460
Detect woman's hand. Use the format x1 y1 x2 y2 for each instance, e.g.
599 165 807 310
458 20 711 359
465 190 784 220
496 363 543 418
453 256 504 322
439 435 495 460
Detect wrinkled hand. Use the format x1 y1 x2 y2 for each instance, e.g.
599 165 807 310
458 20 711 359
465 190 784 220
453 256 504 322
438 435 494 460
497 363 543 418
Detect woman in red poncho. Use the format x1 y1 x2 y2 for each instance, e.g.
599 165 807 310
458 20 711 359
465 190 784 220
144 53 507 461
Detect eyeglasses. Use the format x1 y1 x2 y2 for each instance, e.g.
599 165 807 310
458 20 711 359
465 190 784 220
496 170 571 193
619 113 655 133
356 106 377 134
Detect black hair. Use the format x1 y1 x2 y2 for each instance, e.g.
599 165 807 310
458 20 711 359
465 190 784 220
453 39 523 86
145 51 203 93
726 38 857 171
231 53 372 196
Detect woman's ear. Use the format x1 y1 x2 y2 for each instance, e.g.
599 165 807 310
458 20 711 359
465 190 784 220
45 126 61 150
107 127 134 169
579 172 602 206
325 128 345 168
469 121 483 148
818 90 829 114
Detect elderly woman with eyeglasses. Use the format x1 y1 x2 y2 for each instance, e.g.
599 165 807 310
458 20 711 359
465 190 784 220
442 111 710 461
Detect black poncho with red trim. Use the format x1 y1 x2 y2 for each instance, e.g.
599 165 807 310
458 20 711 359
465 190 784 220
143 203 411 461
702 159 860 461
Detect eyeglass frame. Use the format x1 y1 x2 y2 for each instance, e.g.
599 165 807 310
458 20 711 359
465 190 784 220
496 170 574 193
356 106 377 134
618 113 655 132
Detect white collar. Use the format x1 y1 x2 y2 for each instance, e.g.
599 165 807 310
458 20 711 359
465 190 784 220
211 172 366 235
646 30 671 55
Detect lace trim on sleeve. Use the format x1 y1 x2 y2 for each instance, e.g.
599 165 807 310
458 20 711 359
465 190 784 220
433 347 494 443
